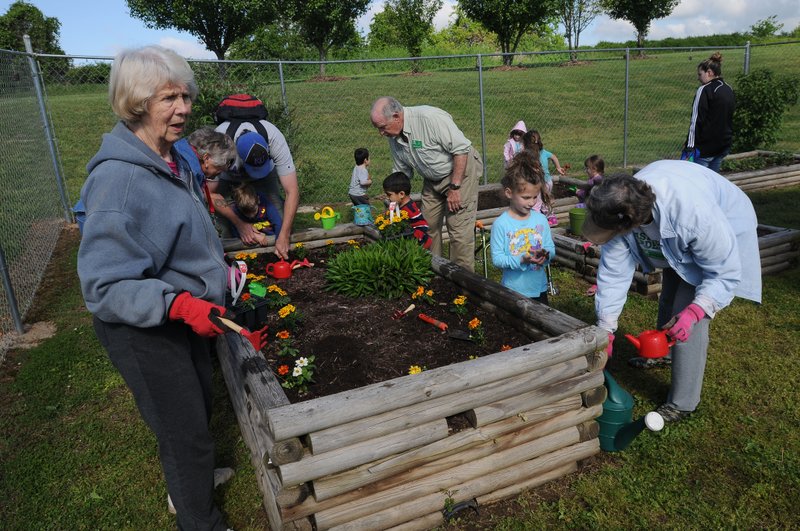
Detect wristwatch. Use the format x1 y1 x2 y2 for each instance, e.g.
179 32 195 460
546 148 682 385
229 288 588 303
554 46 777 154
448 182 461 191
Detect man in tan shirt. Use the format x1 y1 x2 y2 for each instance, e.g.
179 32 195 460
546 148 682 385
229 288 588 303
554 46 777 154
370 96 483 271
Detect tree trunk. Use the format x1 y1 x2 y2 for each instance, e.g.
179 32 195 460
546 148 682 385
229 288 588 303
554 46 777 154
636 30 646 57
318 48 326 76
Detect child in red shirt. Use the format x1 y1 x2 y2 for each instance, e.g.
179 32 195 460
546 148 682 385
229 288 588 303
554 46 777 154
382 172 432 250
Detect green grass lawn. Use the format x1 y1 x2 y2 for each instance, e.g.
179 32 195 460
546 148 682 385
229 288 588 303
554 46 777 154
43 43 800 205
1 186 798 529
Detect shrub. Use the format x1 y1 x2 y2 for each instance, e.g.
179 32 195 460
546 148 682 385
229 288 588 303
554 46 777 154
325 238 433 298
732 68 800 152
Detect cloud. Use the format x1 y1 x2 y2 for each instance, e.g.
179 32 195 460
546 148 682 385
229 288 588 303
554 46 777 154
158 37 217 59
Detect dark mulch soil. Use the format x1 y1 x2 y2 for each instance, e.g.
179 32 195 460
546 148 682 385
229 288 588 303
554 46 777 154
245 247 534 403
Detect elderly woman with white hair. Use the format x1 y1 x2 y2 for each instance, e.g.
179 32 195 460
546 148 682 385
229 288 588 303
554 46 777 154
583 160 761 424
77 45 238 529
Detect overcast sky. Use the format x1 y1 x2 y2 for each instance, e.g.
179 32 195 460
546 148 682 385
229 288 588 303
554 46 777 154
1 0 798 59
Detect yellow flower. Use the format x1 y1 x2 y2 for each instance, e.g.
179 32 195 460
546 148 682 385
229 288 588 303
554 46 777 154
400 210 410 220
408 365 422 375
468 317 482 330
295 242 304 249
468 355 479 360
425 290 433 297
278 304 296 318
500 344 512 351
276 330 290 339
234 252 247 260
326 239 335 245
453 295 467 306
267 285 287 296
248 253 257 259
347 239 357 245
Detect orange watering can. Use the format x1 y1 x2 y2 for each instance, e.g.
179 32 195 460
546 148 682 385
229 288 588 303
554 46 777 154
624 329 675 359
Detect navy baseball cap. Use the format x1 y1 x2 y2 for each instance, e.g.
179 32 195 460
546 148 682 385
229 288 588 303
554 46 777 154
236 131 274 179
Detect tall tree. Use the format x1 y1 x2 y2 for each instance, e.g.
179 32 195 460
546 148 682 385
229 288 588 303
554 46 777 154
126 0 276 60
459 0 557 66
289 0 370 76
558 0 602 62
382 0 443 72
0 0 64 53
0 1 69 79
601 0 680 54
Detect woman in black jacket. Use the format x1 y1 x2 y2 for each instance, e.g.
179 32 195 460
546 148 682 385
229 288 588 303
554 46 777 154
684 52 735 172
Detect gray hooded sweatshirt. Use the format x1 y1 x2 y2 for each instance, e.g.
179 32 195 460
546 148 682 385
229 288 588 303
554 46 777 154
78 122 228 328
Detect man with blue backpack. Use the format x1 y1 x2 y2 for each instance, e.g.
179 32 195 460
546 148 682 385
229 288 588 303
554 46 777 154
211 94 299 259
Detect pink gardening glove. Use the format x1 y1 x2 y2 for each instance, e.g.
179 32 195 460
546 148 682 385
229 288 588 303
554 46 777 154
606 333 615 357
663 303 706 342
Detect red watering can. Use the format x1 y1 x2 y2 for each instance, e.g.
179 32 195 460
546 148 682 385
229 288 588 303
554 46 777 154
266 259 300 279
624 329 676 359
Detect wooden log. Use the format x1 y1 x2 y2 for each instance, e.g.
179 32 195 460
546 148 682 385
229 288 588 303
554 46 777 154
475 461 577 507
222 223 366 252
431 254 589 336
555 247 586 266
284 404 601 520
316 425 585 529
757 228 800 248
581 385 608 407
760 252 799 268
739 176 800 192
278 420 449 487
726 165 800 181
728 168 800 186
761 262 795 276
553 233 591 255
758 223 797 234
266 326 606 441
468 370 604 427
306 356 589 455
308 397 590 503
324 439 599 531
216 332 304 465
468 296 549 341
216 333 289 530
390 460 581 531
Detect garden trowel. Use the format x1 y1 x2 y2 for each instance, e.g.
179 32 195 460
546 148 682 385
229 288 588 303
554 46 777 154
417 313 472 341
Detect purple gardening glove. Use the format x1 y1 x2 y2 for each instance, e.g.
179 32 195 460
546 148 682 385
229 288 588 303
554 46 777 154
663 303 706 342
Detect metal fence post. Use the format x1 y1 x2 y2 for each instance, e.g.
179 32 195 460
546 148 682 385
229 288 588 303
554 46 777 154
0 246 24 334
278 61 288 115
23 35 72 222
744 41 751 75
623 48 630 168
477 54 487 184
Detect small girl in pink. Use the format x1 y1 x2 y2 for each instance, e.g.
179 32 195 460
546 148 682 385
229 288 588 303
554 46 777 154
502 120 527 167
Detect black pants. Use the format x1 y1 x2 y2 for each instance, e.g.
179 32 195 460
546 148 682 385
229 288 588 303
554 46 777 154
93 317 226 530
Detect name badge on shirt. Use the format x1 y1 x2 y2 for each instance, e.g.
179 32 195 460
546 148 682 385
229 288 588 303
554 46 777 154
412 139 423 149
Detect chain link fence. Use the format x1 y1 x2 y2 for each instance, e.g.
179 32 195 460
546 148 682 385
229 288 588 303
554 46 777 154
0 48 70 346
1 41 799 338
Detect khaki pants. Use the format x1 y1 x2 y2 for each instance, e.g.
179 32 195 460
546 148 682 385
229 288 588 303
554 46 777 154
422 147 483 271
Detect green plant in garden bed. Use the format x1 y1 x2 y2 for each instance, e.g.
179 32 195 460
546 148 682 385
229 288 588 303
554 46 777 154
325 238 433 298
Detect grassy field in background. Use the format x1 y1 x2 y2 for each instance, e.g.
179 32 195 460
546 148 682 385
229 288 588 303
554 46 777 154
43 43 800 205
0 186 798 529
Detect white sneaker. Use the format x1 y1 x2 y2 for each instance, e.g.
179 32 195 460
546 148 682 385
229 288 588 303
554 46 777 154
167 467 236 514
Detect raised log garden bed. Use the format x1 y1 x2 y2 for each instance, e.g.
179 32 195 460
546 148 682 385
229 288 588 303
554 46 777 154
217 233 609 530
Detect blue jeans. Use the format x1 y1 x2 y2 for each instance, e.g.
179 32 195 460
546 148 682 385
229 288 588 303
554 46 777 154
693 149 729 173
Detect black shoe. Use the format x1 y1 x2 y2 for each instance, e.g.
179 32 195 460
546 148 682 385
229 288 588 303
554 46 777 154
628 356 671 369
655 403 692 423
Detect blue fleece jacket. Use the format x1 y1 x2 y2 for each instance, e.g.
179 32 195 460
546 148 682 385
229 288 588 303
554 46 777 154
78 122 228 327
